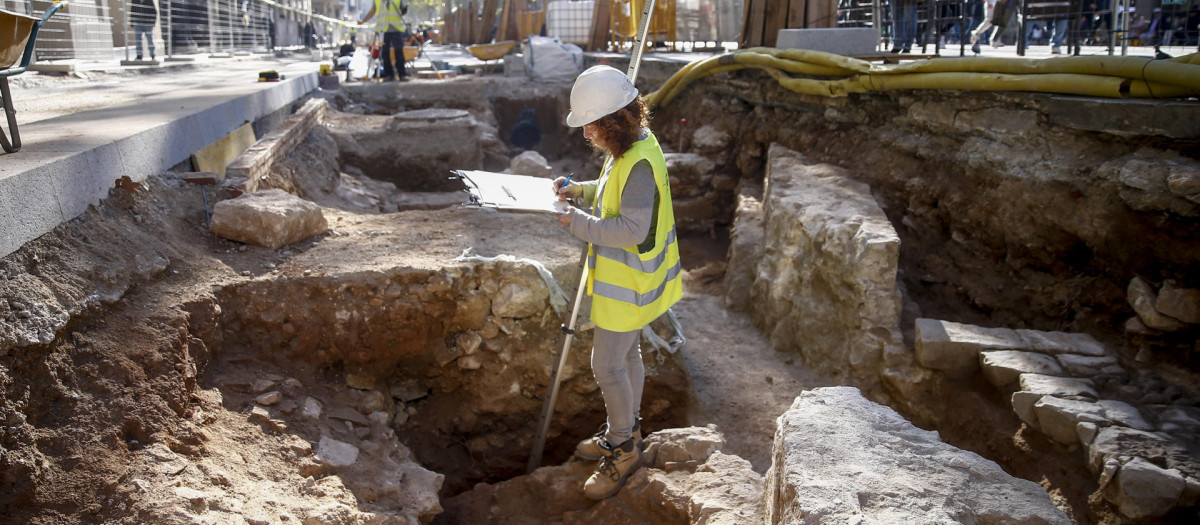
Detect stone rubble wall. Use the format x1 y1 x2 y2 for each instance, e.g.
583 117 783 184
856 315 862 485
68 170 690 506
734 143 904 392
915 317 1200 519
765 387 1070 524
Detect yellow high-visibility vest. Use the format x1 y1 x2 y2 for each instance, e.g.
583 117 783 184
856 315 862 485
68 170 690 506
586 131 682 332
374 0 408 33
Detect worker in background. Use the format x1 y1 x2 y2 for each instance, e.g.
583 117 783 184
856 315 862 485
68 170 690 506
552 65 683 500
129 0 157 61
359 0 410 81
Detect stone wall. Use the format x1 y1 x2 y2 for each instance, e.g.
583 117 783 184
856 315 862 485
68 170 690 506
732 144 904 392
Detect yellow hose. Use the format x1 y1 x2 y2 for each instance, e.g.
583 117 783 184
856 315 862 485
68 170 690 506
646 49 1200 110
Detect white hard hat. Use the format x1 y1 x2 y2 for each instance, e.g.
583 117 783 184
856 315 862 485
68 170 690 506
565 65 639 128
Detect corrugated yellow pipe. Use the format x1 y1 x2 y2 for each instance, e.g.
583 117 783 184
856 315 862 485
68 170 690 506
646 48 1200 110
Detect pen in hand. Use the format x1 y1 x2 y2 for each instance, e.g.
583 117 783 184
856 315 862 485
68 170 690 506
556 173 574 196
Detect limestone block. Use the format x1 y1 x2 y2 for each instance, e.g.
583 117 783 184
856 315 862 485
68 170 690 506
1128 276 1188 332
766 387 1069 525
749 145 903 388
1012 391 1043 426
316 436 359 467
491 269 549 319
1033 396 1104 444
641 425 725 469
1018 373 1098 399
724 190 763 312
664 152 716 197
1056 353 1120 376
1105 457 1186 519
916 319 1023 377
980 350 1063 387
1015 329 1108 357
1095 400 1154 431
209 189 328 249
1156 280 1200 324
691 124 731 153
1077 421 1100 445
1183 476 1200 507
1167 165 1200 205
1087 426 1193 479
509 150 553 179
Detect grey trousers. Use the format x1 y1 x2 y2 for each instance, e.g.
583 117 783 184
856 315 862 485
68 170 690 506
592 327 644 446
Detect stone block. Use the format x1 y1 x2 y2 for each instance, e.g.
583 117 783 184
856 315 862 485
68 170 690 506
1056 353 1119 376
1156 280 1200 324
209 189 328 249
1096 400 1154 431
509 150 553 179
1105 457 1186 519
765 387 1069 525
1128 276 1188 332
1033 396 1103 444
1011 391 1043 426
723 190 763 312
776 27 878 56
980 350 1063 387
316 436 359 467
1018 373 1098 399
916 319 1023 377
1015 329 1108 356
1077 421 1100 445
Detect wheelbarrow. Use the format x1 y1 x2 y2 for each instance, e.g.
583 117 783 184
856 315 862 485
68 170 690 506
466 40 516 75
1 1 67 153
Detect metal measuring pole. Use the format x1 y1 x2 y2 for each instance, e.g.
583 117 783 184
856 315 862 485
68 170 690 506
526 0 659 474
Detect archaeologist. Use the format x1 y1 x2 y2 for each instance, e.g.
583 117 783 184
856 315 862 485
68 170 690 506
552 65 683 500
359 0 410 81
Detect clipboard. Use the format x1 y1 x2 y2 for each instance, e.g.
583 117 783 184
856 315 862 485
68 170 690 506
454 170 570 214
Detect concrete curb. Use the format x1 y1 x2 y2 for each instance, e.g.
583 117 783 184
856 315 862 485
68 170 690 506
0 71 318 259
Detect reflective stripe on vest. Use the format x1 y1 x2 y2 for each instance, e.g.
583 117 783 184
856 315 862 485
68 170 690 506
376 0 408 33
585 131 682 332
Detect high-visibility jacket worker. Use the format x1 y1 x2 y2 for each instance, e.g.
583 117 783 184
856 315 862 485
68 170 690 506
553 65 683 501
359 0 409 80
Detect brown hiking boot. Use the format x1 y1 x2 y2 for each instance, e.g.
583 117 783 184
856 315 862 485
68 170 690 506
575 419 641 461
583 438 640 500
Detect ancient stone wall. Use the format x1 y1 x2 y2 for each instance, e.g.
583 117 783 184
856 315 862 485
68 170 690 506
731 144 904 393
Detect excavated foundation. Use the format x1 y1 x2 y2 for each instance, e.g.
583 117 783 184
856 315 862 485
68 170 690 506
3 72 1199 524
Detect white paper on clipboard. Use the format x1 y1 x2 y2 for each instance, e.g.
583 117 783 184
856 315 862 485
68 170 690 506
455 170 571 214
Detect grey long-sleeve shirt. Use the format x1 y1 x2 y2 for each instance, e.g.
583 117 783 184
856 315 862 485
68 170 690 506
567 159 657 250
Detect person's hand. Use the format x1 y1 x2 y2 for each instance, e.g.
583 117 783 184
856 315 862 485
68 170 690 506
553 176 580 201
556 209 572 227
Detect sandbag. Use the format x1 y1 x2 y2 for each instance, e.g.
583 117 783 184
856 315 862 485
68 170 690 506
523 36 583 82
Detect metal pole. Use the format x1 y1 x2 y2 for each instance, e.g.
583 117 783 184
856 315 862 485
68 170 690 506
123 0 130 61
526 248 590 473
527 0 657 473
1113 0 1123 55
627 0 658 84
873 0 882 52
166 0 173 58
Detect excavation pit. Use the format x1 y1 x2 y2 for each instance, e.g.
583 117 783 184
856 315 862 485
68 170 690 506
3 71 1200 524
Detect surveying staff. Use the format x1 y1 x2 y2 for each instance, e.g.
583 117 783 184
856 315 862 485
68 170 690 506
552 65 683 500
359 0 410 81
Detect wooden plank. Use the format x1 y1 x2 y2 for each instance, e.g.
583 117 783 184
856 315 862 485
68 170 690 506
787 0 807 28
480 0 499 43
762 0 788 47
740 0 768 48
191 123 256 179
587 0 613 51
497 0 513 41
806 0 836 28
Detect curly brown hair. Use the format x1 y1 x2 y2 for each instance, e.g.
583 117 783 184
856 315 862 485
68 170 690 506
587 96 650 158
